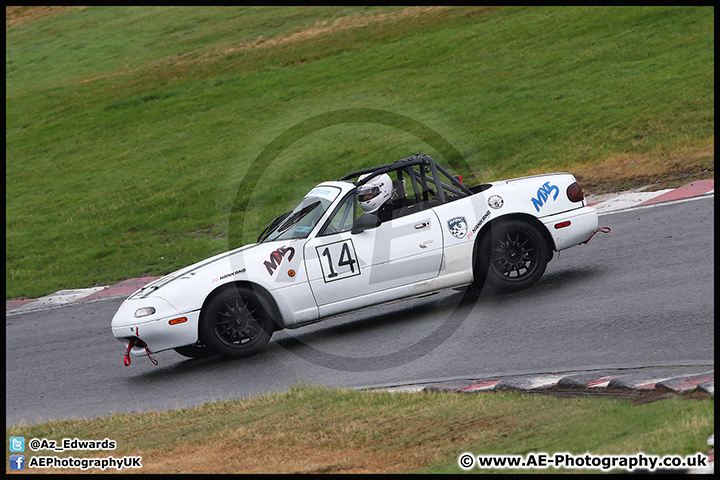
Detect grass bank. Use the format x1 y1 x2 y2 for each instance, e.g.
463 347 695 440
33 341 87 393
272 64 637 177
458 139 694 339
5 385 714 474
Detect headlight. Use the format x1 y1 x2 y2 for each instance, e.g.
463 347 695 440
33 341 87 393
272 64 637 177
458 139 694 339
134 307 156 318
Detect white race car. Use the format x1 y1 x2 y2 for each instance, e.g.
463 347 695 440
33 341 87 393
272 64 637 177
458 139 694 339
112 154 600 364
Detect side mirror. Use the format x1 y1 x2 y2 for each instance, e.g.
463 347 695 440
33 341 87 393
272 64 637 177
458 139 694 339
351 213 381 234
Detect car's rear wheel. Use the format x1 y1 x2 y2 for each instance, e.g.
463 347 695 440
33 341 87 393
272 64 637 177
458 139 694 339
476 219 550 292
200 285 275 358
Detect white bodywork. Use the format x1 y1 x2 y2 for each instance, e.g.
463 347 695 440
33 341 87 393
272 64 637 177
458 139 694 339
112 171 597 357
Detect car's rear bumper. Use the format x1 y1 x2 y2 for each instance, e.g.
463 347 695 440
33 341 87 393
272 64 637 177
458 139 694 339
543 206 599 251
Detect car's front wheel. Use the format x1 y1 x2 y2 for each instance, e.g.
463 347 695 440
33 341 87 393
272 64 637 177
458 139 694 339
200 285 275 358
476 219 550 292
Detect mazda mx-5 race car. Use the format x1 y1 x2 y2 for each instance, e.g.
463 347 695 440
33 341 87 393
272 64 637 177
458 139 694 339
112 154 602 364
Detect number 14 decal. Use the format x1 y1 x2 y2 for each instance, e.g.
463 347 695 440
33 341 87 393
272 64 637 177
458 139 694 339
317 239 360 282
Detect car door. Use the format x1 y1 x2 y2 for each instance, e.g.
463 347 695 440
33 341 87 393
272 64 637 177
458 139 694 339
304 192 443 307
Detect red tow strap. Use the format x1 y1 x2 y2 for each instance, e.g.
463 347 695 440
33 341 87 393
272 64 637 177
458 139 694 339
123 339 158 366
586 226 611 243
123 341 133 366
143 342 158 366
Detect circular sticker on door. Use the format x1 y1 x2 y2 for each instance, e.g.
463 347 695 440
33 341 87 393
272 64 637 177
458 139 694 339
488 195 504 210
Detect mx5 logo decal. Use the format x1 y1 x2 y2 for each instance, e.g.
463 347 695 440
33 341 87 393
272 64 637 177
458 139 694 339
264 246 295 275
531 182 559 212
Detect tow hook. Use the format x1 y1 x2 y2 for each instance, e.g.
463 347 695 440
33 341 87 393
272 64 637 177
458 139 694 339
584 226 611 244
123 340 133 366
123 338 158 366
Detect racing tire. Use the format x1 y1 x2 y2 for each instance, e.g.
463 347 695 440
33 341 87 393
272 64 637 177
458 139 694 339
476 219 550 292
200 285 275 359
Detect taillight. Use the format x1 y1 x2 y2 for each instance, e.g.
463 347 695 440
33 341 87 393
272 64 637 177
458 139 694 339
567 182 584 203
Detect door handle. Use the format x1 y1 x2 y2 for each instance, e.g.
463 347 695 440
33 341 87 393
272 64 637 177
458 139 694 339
419 239 435 249
415 221 430 230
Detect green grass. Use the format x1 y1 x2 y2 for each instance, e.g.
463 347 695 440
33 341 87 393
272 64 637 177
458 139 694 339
5 386 714 474
6 6 714 298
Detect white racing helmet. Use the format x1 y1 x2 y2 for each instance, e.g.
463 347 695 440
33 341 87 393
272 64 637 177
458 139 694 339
357 173 393 214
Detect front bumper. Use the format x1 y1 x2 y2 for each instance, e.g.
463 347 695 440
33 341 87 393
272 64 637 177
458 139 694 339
111 297 200 355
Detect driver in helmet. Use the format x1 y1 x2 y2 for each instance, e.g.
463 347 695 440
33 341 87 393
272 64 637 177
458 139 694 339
357 172 395 222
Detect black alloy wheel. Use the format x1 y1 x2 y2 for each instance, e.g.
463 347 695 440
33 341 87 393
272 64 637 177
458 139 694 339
477 220 550 292
200 286 275 358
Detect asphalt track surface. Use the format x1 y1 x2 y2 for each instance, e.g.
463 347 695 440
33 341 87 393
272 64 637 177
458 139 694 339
5 187 714 427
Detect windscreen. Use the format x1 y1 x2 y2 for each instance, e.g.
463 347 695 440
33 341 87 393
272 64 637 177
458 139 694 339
261 186 341 242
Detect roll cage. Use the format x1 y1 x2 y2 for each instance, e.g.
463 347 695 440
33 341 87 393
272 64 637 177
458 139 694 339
259 154 475 242
340 154 473 208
